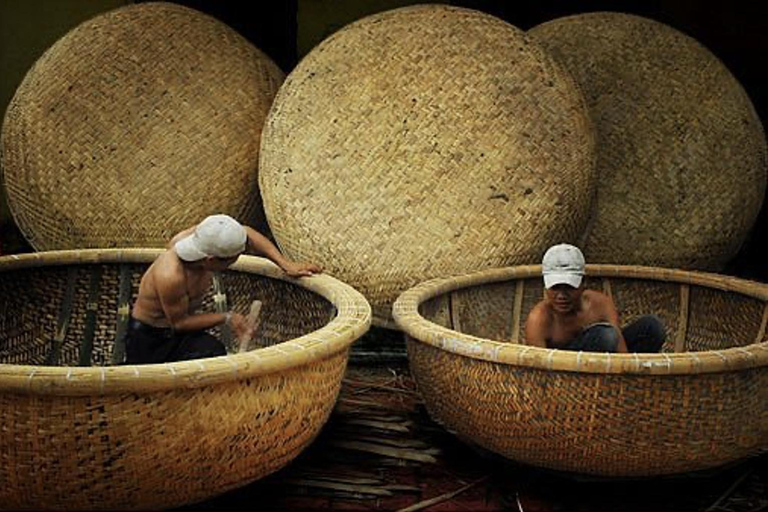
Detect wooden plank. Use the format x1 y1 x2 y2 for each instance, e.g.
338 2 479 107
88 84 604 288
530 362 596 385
329 440 438 463
78 266 103 366
674 284 690 353
281 478 394 497
211 272 232 347
111 265 133 365
237 300 263 353
342 434 432 450
44 267 78 366
338 418 411 432
510 280 525 343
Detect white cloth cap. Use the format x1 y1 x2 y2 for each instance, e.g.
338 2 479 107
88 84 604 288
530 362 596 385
174 214 247 261
542 243 585 289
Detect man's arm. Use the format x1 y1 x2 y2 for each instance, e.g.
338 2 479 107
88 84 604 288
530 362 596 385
244 226 322 277
524 303 549 348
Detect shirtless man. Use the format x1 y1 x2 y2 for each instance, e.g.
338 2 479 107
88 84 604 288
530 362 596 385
524 243 664 353
124 214 321 364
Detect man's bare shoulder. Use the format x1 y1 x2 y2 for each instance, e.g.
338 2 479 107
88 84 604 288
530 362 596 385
526 300 550 325
149 250 185 286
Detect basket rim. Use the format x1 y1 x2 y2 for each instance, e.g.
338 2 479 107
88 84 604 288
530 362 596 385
0 249 371 395
393 263 768 375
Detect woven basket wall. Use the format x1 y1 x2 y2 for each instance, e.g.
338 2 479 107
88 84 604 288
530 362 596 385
394 265 768 476
0 250 371 510
259 5 596 328
1 2 284 250
529 13 767 270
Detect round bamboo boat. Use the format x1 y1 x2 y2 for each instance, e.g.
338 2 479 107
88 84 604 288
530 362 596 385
0 249 371 510
394 264 768 476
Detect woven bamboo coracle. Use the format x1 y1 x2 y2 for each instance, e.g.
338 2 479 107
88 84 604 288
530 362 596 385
1 2 284 251
529 13 767 270
0 249 371 510
260 5 596 328
394 265 768 476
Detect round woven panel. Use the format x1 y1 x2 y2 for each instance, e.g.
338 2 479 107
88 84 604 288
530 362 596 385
1 2 284 250
260 5 595 327
530 13 767 270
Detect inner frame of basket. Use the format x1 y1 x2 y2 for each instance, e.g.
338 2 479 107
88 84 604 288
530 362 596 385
0 263 337 366
420 275 766 353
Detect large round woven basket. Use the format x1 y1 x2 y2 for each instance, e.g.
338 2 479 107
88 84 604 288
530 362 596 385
1 2 284 250
529 13 767 270
260 4 596 328
394 265 768 476
0 249 371 510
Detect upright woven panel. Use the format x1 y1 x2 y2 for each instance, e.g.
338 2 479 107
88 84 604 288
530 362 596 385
1 2 284 250
260 5 595 327
530 13 767 270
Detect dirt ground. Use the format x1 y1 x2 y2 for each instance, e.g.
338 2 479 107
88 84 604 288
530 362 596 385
182 359 768 512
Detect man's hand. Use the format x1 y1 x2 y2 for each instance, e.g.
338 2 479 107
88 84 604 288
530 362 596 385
282 261 323 278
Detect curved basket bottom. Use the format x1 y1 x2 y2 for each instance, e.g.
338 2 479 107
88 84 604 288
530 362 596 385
0 352 347 510
408 341 768 477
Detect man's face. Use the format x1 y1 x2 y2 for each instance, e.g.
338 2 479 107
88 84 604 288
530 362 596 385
546 283 583 314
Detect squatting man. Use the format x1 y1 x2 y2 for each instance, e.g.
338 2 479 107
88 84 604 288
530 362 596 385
124 214 321 364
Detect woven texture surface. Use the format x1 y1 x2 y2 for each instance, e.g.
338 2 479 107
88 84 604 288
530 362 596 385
529 12 767 270
260 5 595 327
0 250 371 510
394 265 768 476
1 2 284 250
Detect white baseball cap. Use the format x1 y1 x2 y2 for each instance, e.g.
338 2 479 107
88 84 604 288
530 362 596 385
174 214 247 262
542 243 585 289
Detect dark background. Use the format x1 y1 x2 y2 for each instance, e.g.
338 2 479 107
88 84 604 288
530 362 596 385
2 0 766 279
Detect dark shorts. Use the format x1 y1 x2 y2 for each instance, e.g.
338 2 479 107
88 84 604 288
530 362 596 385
563 315 666 353
123 318 227 364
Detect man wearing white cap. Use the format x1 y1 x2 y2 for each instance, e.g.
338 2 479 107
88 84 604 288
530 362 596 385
124 214 321 364
524 243 664 353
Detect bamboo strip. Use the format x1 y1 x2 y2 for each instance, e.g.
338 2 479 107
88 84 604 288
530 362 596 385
111 264 133 365
329 440 438 463
78 266 103 366
510 280 525 343
212 272 232 347
44 267 78 366
674 284 690 353
754 303 768 344
280 478 393 497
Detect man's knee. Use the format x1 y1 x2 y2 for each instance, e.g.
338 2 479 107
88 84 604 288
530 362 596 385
644 315 666 341
640 314 666 351
173 333 227 361
583 324 621 352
